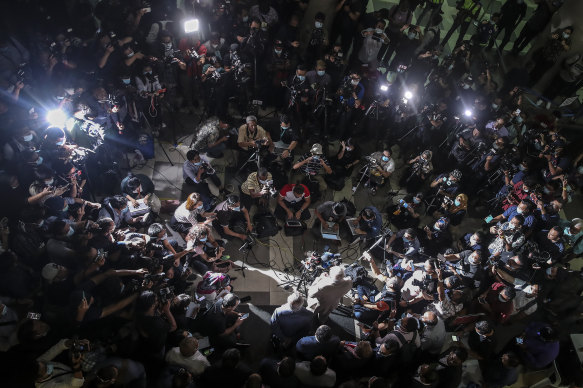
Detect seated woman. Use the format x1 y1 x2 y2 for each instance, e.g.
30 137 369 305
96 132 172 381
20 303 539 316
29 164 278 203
170 192 216 235
121 172 160 214
433 193 468 226
186 224 233 274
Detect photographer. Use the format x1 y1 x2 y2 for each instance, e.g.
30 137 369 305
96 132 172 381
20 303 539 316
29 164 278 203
293 143 332 193
388 194 424 229
384 228 422 264
135 64 165 130
358 20 390 69
304 12 329 65
183 150 220 211
283 64 311 125
358 149 394 196
275 182 311 221
237 115 272 157
400 150 433 194
433 193 468 226
269 114 300 167
240 167 274 213
429 169 462 199
335 72 365 139
191 117 231 158
186 224 232 274
212 195 253 241
488 214 526 256
442 250 485 289
33 338 87 387
199 293 248 350
134 290 178 373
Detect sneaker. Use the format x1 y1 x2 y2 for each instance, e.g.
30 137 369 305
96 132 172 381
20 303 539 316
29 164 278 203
545 101 552 110
369 187 377 196
536 99 544 106
351 186 357 193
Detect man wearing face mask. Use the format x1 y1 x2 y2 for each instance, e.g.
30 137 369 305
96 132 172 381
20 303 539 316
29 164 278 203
488 215 526 256
213 195 253 241
270 115 300 166
428 170 462 208
442 249 485 289
306 60 332 98
33 338 85 387
304 12 329 64
183 150 221 211
417 311 446 356
361 149 394 195
358 20 390 69
293 143 333 193
266 40 291 107
489 200 536 230
239 167 274 212
535 226 565 264
477 283 516 324
335 72 364 139
388 194 424 229
390 25 422 71
558 218 583 259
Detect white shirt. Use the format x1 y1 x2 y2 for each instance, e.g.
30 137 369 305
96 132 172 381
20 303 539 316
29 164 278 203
511 291 537 316
165 347 210 376
174 201 203 225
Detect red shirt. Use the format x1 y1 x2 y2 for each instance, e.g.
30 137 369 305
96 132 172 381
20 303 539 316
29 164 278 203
279 184 310 203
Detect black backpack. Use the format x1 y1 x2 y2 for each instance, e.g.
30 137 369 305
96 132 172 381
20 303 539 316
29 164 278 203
392 330 419 365
344 263 369 286
340 198 356 217
253 212 279 238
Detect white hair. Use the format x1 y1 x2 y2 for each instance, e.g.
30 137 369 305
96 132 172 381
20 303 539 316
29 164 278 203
329 266 345 281
287 292 304 311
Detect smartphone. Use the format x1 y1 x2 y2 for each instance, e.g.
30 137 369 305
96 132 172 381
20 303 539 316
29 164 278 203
202 347 214 356
403 202 408 208
27 312 41 320
515 337 524 344
452 335 458 342
240 313 249 320
82 291 86 301
484 215 493 223
143 7 151 13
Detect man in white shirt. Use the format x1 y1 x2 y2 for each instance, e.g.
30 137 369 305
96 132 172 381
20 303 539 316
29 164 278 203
307 266 353 323
165 337 211 377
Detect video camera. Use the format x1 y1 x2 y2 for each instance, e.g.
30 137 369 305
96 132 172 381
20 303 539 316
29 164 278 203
158 286 174 304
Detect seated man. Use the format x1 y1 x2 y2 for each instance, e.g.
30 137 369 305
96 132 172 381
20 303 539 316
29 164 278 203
237 115 272 162
121 173 160 214
239 167 274 212
270 114 300 167
271 292 313 349
350 206 383 242
357 149 395 195
293 143 332 193
212 195 253 241
183 149 221 211
314 201 347 238
274 181 312 221
191 116 231 158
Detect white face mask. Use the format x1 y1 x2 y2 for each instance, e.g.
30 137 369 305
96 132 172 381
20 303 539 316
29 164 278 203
516 207 524 214
508 223 517 230
315 21 323 28
351 79 359 86
470 236 478 246
23 134 33 142
375 28 383 34
66 226 75 237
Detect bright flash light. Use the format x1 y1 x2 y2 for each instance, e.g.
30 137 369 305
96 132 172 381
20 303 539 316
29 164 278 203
464 109 473 117
184 19 199 33
404 91 413 100
47 109 67 128
380 84 389 92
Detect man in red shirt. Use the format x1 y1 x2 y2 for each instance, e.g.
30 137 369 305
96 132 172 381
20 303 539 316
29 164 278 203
477 282 516 324
275 183 311 221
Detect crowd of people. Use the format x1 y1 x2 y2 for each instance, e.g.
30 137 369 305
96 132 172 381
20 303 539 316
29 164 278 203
0 0 582 387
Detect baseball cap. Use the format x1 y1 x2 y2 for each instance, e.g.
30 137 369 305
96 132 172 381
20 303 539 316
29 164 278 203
310 143 323 155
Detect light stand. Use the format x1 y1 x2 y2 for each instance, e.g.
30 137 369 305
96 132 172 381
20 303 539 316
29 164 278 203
236 238 254 277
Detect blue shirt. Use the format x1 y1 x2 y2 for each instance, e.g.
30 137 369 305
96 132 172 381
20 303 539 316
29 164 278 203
503 206 535 228
359 206 383 238
183 160 202 183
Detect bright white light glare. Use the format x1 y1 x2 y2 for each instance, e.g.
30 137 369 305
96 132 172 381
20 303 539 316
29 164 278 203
464 109 473 117
47 109 67 128
404 91 413 100
380 85 389 92
184 19 199 33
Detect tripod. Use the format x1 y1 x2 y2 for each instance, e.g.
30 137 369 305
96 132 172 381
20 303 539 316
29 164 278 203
139 111 174 166
236 242 253 277
351 162 374 196
236 146 261 176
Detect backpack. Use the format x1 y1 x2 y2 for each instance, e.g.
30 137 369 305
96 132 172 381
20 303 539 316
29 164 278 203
344 263 370 286
253 212 279 238
391 330 419 364
340 198 356 217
